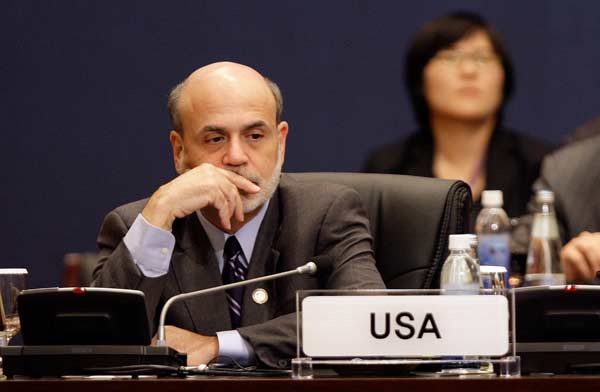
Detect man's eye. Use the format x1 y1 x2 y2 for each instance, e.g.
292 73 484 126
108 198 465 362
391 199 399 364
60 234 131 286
248 133 263 140
207 136 224 143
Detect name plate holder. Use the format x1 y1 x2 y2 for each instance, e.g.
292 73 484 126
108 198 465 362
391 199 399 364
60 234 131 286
292 288 519 379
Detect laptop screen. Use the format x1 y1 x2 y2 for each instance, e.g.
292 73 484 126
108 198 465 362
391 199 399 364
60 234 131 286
515 285 600 342
18 287 151 345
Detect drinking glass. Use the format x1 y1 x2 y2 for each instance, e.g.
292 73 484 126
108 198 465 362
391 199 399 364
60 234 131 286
0 269 28 344
480 266 507 294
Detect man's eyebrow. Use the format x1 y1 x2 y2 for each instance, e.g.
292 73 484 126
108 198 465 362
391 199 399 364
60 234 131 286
243 120 269 131
199 121 270 134
200 125 226 134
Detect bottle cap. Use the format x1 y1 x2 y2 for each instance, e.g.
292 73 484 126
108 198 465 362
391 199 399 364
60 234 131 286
481 190 503 207
480 265 508 274
536 190 555 203
448 234 473 250
0 268 28 275
452 234 478 247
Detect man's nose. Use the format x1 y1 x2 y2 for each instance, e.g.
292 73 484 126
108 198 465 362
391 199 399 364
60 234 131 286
222 137 249 166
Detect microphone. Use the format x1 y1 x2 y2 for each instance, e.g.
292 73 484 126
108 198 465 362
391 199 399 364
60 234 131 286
155 259 321 346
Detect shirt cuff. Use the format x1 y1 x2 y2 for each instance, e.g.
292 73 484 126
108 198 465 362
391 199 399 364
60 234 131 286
216 330 255 365
123 213 175 277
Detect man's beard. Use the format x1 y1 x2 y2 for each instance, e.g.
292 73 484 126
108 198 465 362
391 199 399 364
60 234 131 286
223 146 283 214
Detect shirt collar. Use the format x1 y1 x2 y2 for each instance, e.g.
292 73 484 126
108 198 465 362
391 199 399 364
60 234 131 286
196 200 270 263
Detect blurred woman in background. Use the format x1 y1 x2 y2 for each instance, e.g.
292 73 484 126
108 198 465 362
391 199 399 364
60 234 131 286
364 11 552 220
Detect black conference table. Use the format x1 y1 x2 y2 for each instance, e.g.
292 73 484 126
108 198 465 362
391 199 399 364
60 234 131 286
2 374 600 392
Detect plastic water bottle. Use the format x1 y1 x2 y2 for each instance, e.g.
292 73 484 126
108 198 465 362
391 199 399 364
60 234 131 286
441 235 480 294
524 190 565 286
440 235 481 374
475 190 511 286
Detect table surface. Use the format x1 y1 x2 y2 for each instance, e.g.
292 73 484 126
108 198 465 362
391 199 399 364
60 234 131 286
2 375 600 392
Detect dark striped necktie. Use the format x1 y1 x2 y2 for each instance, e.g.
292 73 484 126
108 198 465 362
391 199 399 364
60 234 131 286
222 235 248 328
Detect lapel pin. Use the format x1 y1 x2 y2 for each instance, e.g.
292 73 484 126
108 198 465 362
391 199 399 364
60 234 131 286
252 288 268 304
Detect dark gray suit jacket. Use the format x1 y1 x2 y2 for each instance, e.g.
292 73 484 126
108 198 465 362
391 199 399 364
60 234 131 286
92 173 385 368
534 133 600 242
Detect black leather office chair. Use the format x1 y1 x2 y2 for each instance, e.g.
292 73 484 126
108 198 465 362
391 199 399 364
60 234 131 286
72 173 471 289
290 173 472 289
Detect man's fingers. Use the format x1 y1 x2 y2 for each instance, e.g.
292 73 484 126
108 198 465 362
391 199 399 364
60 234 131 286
234 193 244 222
220 181 245 223
161 325 218 366
212 189 232 231
222 170 261 193
561 243 594 283
571 234 600 276
162 326 187 353
168 163 259 230
224 181 245 222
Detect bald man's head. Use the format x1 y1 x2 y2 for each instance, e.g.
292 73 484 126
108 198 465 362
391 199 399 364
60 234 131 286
165 62 289 219
168 62 283 134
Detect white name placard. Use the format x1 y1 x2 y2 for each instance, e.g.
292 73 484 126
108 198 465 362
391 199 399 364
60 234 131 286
301 295 508 357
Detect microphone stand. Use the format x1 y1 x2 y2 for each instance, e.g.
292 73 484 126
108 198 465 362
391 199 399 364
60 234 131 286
155 261 317 346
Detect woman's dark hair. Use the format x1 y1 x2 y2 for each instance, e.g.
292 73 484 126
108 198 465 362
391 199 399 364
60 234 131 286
405 11 514 129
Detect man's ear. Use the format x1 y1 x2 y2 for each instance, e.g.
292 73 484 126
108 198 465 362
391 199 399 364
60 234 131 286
169 130 186 174
277 121 289 163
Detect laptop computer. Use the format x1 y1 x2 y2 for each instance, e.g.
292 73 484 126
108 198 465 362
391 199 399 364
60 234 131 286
0 287 185 377
515 285 600 374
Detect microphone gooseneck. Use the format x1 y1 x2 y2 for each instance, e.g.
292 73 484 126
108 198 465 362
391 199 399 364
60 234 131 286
155 259 320 346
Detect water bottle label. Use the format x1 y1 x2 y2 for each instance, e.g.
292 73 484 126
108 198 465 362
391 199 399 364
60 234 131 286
440 282 480 295
531 214 560 238
478 234 510 285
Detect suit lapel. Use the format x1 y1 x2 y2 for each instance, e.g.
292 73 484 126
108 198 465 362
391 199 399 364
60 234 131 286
241 190 281 326
169 189 283 332
171 214 232 333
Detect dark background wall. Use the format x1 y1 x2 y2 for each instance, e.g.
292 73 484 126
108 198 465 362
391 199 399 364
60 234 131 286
2 0 599 288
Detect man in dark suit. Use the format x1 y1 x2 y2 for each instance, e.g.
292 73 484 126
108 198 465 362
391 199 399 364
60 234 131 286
92 62 385 368
534 130 600 283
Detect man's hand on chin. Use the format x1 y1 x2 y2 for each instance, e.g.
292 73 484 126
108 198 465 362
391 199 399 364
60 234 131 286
155 325 219 366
